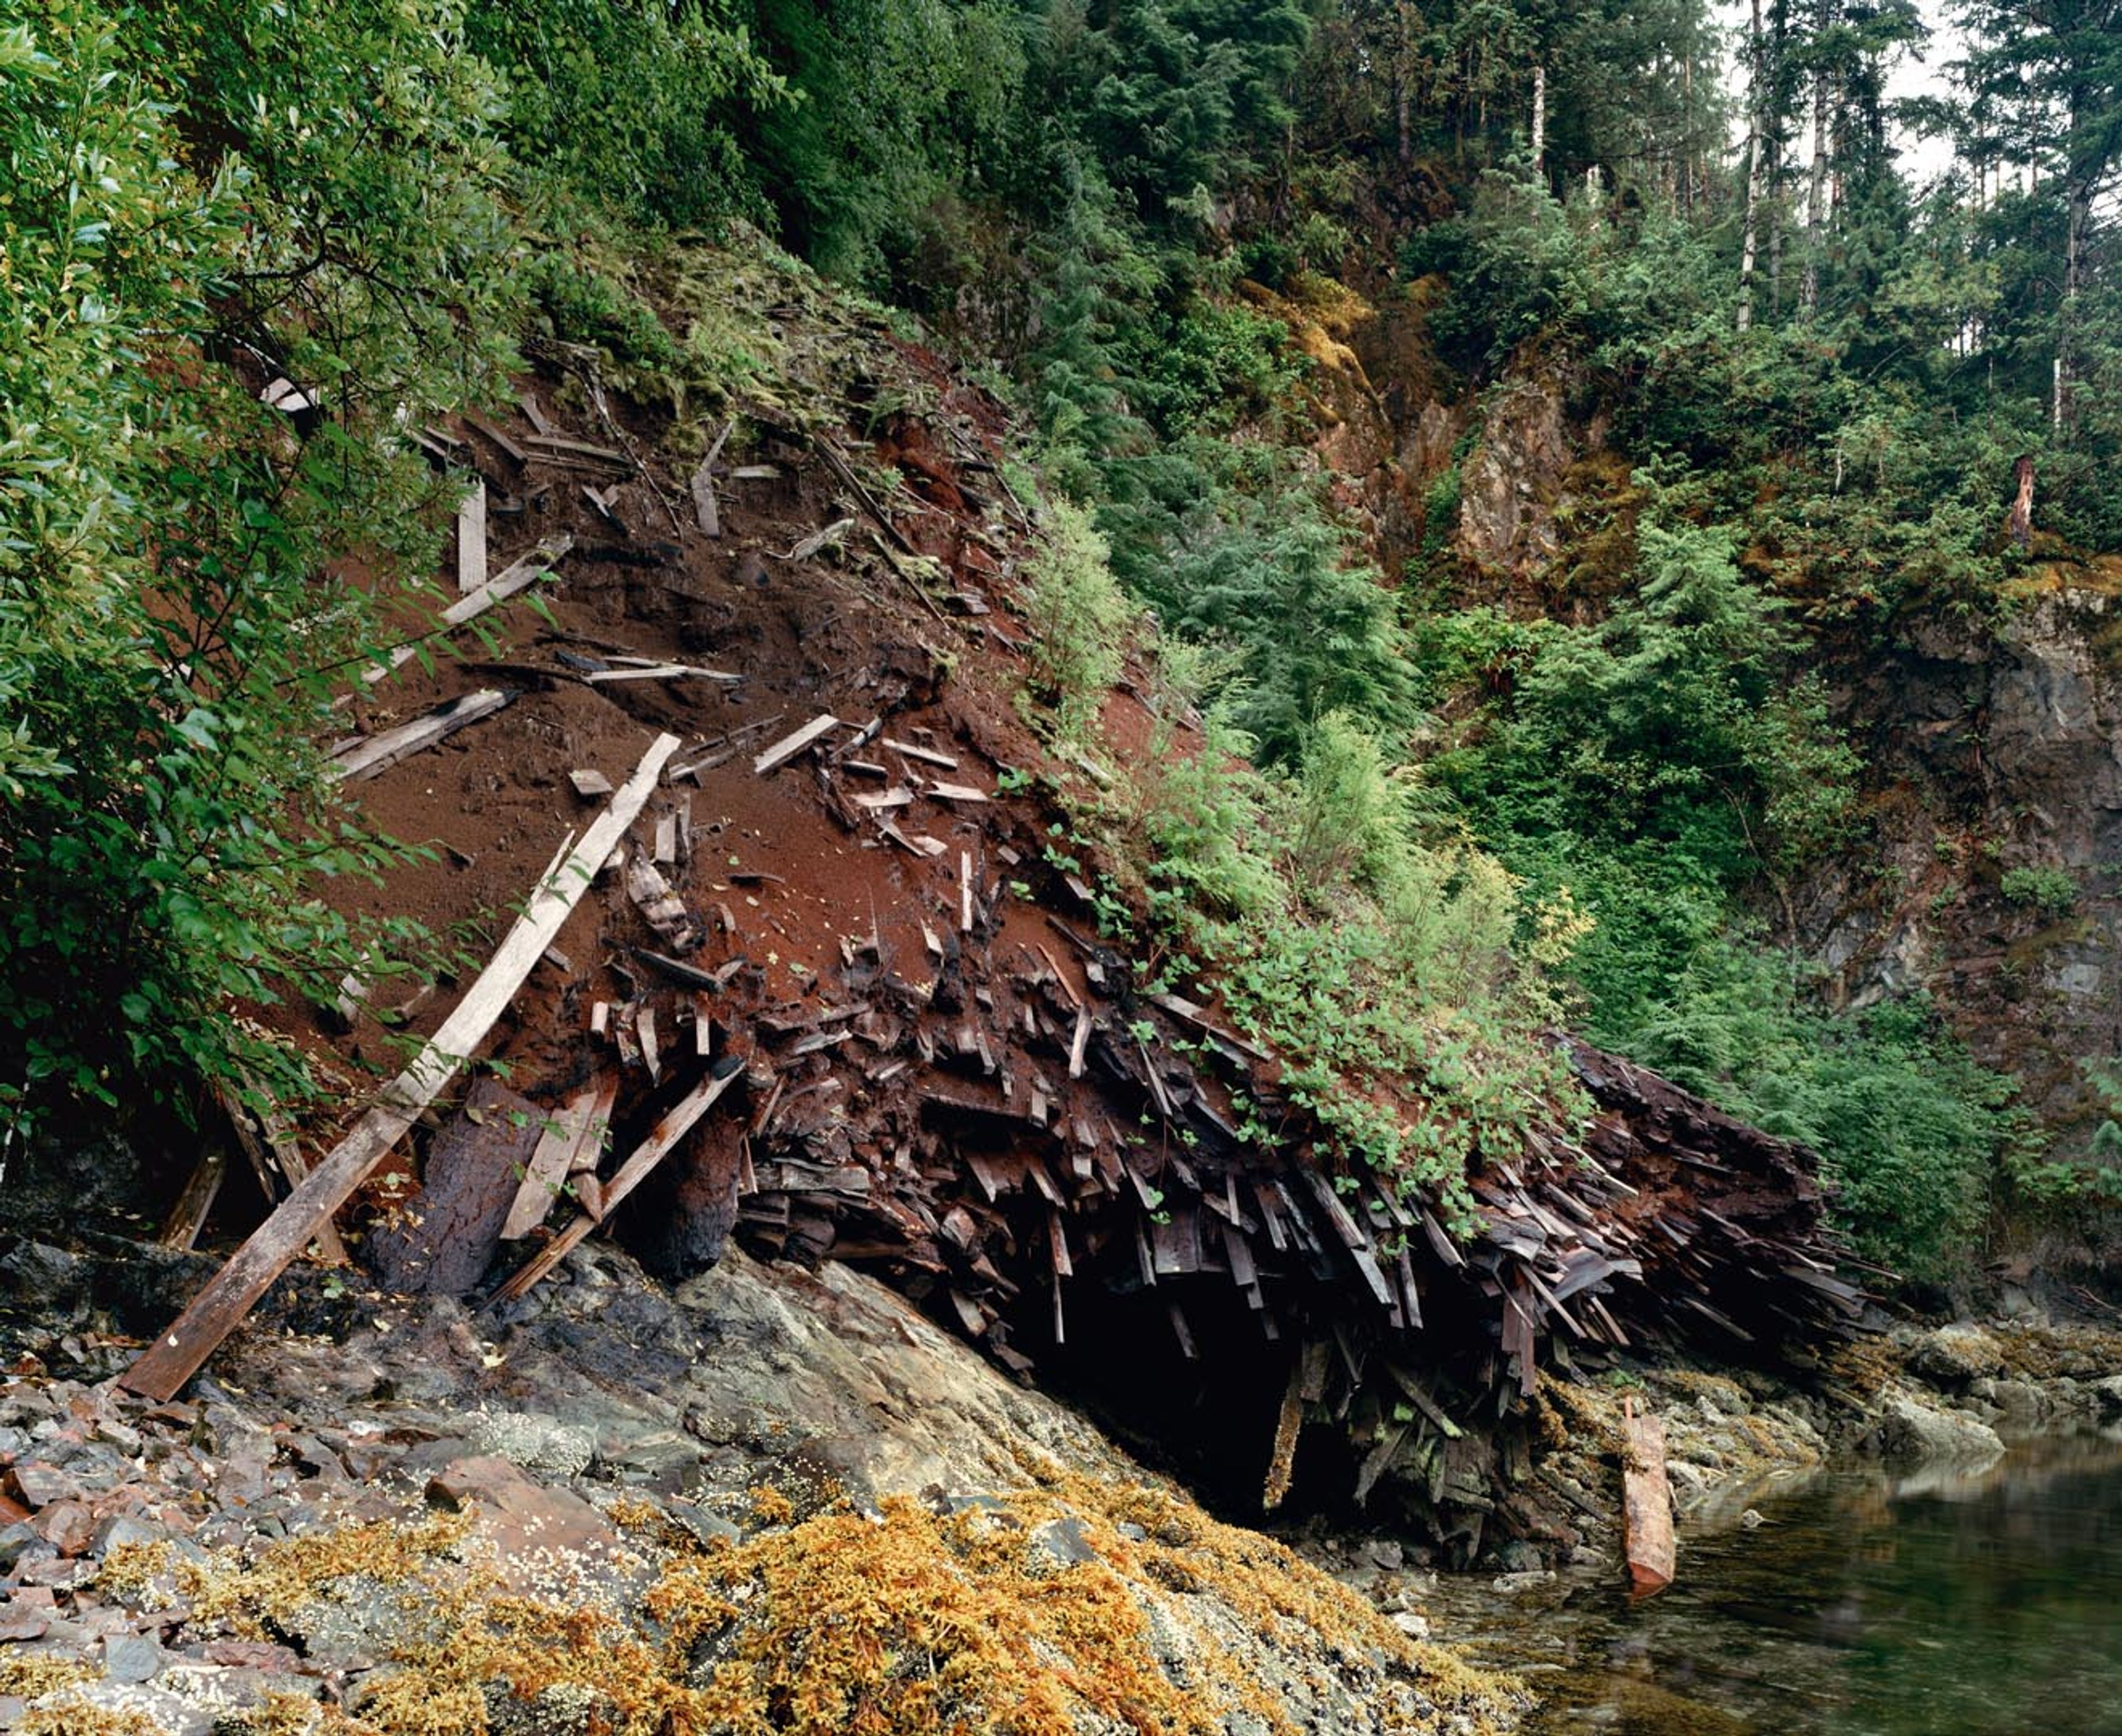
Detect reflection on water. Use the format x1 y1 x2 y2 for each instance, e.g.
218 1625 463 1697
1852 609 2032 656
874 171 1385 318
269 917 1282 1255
1428 1433 2122 1736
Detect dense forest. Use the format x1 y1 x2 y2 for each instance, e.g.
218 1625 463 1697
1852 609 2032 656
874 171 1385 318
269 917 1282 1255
4 0 2121 1288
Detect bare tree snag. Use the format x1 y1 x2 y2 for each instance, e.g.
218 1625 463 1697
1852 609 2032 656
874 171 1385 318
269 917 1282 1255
2009 455 2035 550
115 732 682 1402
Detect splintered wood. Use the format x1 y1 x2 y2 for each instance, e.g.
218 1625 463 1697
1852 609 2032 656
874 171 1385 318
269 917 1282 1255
501 1078 616 1240
117 733 682 1403
494 1061 743 1302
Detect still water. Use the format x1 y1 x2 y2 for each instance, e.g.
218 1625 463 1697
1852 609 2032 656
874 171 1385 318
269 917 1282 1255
1428 1434 2122 1736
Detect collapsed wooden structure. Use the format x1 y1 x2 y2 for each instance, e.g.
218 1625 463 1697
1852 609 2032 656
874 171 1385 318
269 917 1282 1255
123 327 1862 1557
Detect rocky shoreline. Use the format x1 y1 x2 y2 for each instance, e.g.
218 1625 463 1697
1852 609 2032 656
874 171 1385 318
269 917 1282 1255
0 1233 1526 1735
5 1219 2119 1735
1295 1314 2122 1627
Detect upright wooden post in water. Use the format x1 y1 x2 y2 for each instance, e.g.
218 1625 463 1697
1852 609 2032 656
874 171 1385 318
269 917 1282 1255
116 732 682 1403
1621 1396 1675 1597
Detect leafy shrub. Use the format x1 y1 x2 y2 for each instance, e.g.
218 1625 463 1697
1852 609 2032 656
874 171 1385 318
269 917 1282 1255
1021 500 1137 744
466 0 778 232
1998 865 2078 917
1 0 514 1133
1285 712 1411 899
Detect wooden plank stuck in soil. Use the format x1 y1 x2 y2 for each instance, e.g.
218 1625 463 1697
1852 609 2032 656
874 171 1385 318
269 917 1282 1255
456 477 487 593
492 1059 744 1302
330 689 512 783
753 714 842 775
363 535 572 688
501 1077 616 1241
883 737 959 770
115 733 683 1403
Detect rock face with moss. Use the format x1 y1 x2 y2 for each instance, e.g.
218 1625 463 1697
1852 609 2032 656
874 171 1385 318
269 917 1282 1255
1797 572 2122 1167
0 1238 1527 1735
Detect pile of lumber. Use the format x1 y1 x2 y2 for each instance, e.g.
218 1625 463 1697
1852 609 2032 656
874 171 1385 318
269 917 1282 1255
119 382 1862 1561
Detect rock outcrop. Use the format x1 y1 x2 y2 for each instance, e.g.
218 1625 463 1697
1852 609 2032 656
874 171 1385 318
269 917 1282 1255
0 1235 1527 1734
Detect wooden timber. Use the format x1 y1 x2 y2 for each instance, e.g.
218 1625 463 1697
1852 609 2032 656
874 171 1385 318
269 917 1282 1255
115 732 681 1402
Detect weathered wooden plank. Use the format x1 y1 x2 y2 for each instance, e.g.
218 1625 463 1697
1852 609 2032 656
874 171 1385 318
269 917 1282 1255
624 854 701 949
1622 1398 1675 1597
500 1079 615 1241
883 737 958 770
584 663 740 685
521 432 627 463
464 413 528 467
690 460 720 538
753 714 842 775
364 535 572 687
813 438 916 556
217 1081 351 1265
157 1149 226 1251
330 689 511 783
116 733 681 1402
456 477 487 593
493 1059 743 1302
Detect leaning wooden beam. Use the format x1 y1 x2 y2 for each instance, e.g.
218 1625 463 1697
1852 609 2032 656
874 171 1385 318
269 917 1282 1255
500 1076 616 1241
329 689 512 783
363 535 572 687
491 1060 742 1302
157 1148 226 1251
217 1080 351 1265
116 732 682 1402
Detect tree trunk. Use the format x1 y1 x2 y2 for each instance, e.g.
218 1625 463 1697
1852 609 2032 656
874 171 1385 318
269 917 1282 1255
1737 0 1768 332
1801 61 1829 318
1395 2 1415 166
2058 163 2091 435
1531 64 1546 175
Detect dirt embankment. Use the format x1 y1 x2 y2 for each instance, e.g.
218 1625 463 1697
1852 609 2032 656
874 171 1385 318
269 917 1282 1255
10 237 1856 1589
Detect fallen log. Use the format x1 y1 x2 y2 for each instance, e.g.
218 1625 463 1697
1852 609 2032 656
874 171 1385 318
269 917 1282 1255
115 731 681 1402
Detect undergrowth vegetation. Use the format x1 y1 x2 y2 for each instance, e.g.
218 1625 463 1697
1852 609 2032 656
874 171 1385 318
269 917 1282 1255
8 0 2118 1280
